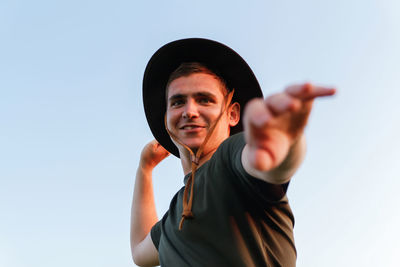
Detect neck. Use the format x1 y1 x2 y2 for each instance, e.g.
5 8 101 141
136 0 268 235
179 147 218 175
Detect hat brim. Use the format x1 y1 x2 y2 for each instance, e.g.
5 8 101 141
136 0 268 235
143 38 263 158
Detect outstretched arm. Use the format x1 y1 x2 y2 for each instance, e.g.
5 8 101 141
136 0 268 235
242 83 336 184
130 140 170 266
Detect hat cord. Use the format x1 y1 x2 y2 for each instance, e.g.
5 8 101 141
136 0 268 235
164 89 235 230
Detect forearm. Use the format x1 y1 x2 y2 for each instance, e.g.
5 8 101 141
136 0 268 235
130 166 158 248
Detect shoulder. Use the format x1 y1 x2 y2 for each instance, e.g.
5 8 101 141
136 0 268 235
216 132 246 157
223 132 246 146
214 132 290 203
206 132 246 172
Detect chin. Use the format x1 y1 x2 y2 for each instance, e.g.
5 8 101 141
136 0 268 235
180 138 204 152
186 143 203 152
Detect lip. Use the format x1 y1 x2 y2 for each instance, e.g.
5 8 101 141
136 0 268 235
179 124 206 133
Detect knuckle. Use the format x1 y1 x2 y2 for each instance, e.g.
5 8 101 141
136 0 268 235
301 83 313 94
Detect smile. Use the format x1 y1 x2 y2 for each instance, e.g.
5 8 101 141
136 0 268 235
180 125 205 130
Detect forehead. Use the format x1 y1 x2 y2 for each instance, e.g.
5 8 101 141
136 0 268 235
166 73 227 98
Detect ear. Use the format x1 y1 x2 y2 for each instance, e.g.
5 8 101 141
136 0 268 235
228 102 240 127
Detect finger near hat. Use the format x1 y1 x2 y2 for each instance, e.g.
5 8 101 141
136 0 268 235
266 93 301 115
244 98 272 128
286 83 336 100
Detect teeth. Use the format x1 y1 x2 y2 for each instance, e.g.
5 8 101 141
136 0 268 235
183 126 199 130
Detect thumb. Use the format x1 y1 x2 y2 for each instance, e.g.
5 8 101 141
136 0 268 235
244 98 271 129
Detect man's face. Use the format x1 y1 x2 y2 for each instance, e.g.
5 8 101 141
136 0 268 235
166 73 238 154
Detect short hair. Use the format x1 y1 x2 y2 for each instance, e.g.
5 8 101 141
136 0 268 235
166 62 228 95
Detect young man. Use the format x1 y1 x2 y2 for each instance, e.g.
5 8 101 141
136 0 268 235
131 38 335 266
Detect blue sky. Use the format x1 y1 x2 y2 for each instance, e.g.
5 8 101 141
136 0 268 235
1 0 399 266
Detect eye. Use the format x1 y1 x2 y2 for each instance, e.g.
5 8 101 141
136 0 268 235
170 99 185 107
197 97 213 104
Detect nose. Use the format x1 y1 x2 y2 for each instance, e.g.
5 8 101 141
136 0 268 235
182 99 199 119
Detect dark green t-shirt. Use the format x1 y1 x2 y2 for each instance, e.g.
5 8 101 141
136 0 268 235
151 133 296 267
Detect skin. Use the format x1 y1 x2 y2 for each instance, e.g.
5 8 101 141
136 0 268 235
130 73 336 266
165 73 240 174
130 141 169 266
241 83 335 183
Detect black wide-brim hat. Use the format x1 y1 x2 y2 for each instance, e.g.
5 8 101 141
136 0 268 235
143 38 263 157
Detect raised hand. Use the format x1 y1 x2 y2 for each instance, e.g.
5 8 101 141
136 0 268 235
139 140 170 170
243 83 336 173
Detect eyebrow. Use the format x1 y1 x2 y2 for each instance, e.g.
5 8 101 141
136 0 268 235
195 92 216 98
167 91 217 103
168 94 185 103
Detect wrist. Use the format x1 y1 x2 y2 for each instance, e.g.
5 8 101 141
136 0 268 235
138 161 156 175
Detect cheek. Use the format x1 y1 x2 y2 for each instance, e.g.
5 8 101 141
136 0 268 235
166 109 179 128
206 108 223 121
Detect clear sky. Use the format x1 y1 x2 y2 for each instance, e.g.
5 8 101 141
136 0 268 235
1 0 399 266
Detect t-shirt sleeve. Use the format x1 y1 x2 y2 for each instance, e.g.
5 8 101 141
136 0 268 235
150 220 161 250
219 132 290 203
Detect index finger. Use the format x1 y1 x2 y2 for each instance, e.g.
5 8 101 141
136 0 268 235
286 83 336 100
